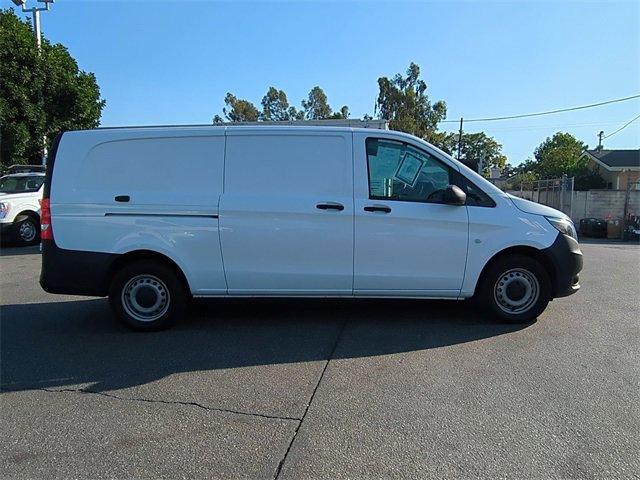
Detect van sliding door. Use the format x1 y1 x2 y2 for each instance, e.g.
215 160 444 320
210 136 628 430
219 130 354 295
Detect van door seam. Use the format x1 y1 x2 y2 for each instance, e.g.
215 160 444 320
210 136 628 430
218 130 230 293
350 131 356 296
458 205 471 300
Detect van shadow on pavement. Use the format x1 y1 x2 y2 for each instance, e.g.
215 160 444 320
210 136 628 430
0 244 40 256
0 298 529 393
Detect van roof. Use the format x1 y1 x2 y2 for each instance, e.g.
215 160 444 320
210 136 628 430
65 125 430 148
65 124 425 142
80 118 388 131
63 124 450 155
72 124 384 133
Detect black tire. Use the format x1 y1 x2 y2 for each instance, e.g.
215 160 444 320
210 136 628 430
478 254 551 324
109 259 188 331
15 214 40 246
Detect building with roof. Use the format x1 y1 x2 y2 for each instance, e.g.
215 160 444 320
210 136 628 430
580 149 640 190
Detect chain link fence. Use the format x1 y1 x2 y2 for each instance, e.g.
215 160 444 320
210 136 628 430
509 175 575 217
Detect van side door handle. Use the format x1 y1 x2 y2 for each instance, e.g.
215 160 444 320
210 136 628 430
316 202 344 211
364 205 391 213
114 195 130 202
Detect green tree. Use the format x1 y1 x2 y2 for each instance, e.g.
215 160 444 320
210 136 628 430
533 132 605 190
260 87 302 121
442 131 507 176
329 105 349 120
533 132 586 178
0 9 105 166
214 86 346 123
301 86 347 120
502 161 541 190
501 163 518 178
504 170 541 191
573 165 607 190
374 62 446 143
221 93 259 122
501 159 540 188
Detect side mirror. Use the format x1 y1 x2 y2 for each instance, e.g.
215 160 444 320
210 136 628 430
443 184 466 205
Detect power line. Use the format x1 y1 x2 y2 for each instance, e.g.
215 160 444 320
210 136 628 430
441 94 640 123
477 120 629 133
603 113 640 139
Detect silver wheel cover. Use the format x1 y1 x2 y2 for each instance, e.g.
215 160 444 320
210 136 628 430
121 274 170 322
493 268 540 314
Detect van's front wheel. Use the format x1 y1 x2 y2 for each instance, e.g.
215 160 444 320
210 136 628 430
109 260 188 331
479 254 551 324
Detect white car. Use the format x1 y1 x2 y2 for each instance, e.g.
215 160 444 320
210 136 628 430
0 166 45 245
40 126 582 330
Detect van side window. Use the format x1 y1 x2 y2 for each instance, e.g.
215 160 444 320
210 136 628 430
366 138 452 203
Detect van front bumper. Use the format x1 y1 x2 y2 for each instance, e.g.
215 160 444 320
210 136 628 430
542 233 583 298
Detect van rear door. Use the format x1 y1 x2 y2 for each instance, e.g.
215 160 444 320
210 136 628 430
220 129 353 294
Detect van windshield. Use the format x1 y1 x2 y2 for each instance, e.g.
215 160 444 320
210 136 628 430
0 175 45 194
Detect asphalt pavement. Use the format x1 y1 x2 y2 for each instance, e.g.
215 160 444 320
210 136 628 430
0 241 638 479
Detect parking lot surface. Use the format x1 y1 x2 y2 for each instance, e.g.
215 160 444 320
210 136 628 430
1 241 639 479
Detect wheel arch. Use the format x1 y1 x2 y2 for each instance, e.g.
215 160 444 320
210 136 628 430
474 245 558 298
14 209 40 222
106 249 192 297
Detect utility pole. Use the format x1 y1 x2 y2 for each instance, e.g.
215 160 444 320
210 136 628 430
621 179 635 240
12 0 53 52
12 0 55 165
560 174 566 216
457 117 463 161
32 6 42 49
597 130 604 151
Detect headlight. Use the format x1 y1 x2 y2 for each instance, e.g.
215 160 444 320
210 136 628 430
545 216 577 240
0 202 10 220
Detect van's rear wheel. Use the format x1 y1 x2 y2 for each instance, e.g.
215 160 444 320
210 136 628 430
478 254 551 324
109 260 187 331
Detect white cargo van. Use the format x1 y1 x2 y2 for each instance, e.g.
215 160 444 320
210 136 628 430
40 126 582 330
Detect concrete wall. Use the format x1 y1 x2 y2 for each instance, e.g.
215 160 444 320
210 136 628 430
508 189 640 223
571 190 640 223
